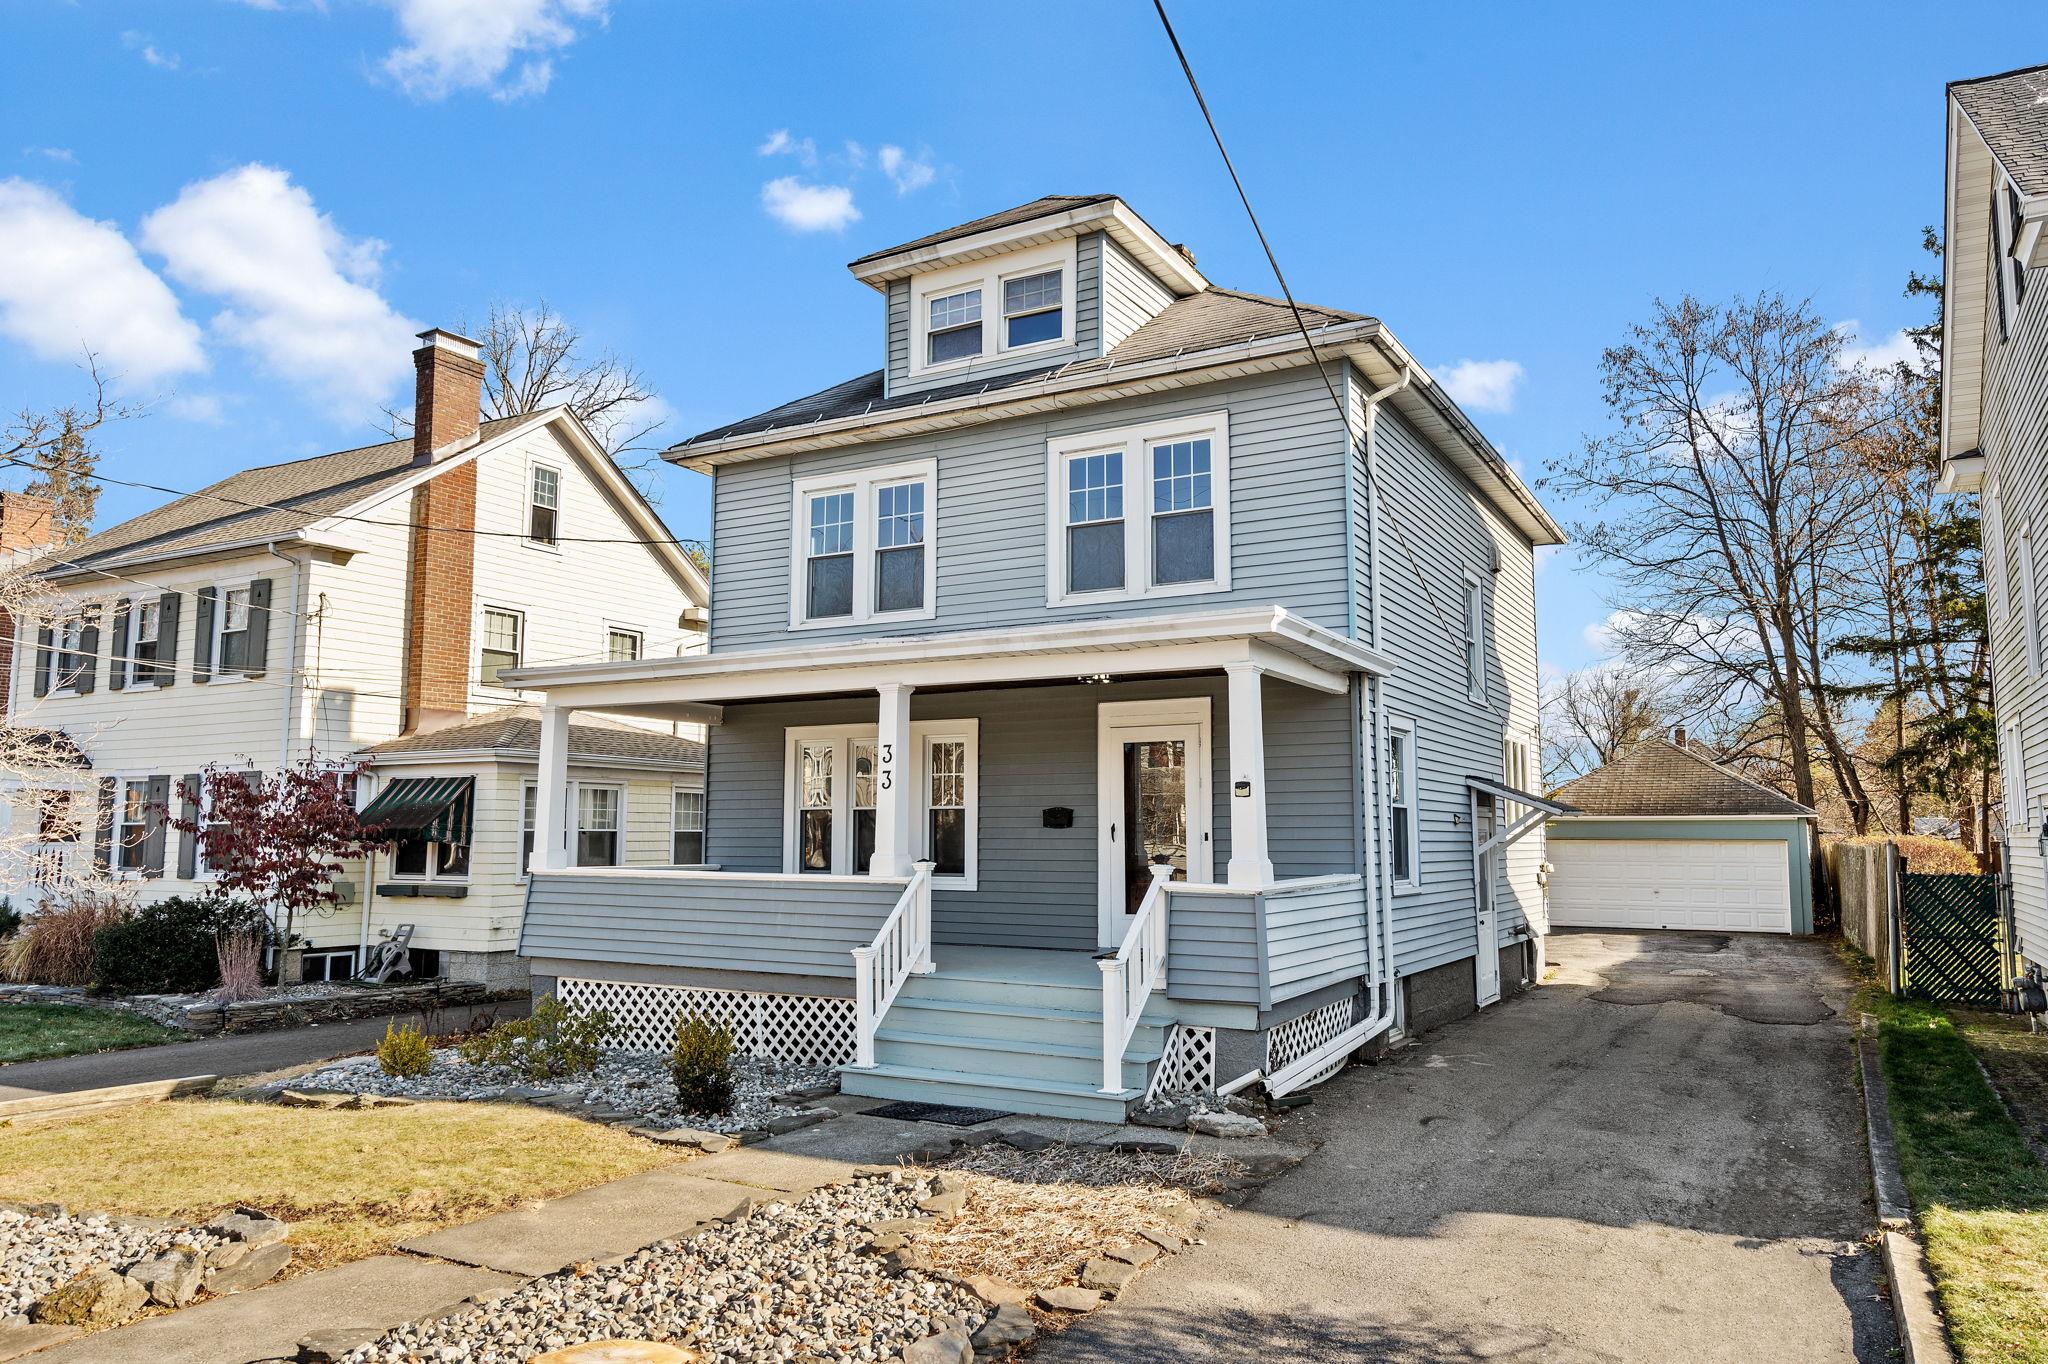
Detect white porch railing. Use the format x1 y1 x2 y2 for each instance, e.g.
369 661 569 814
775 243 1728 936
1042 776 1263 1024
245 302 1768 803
849 860 935 1069
1099 863 1174 1094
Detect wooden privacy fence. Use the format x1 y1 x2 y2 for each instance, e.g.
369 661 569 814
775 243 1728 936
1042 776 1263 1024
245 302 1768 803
1827 840 2014 1005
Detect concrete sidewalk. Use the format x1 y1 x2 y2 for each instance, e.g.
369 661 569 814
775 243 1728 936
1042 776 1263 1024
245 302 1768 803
0 999 520 1103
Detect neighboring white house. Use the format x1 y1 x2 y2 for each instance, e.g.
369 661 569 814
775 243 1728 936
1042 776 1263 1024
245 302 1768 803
1937 64 2048 980
503 195 1565 1121
2 329 709 987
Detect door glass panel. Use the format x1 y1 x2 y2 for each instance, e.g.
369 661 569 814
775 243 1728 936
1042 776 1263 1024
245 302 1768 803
1122 739 1188 913
799 741 834 872
851 742 876 874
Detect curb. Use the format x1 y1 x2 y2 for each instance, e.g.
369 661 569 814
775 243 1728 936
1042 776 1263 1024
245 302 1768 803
0 1074 217 1130
1858 1014 1958 1364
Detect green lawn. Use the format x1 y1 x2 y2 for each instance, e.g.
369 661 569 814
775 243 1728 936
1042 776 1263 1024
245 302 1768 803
1863 980 2048 1363
0 1002 188 1064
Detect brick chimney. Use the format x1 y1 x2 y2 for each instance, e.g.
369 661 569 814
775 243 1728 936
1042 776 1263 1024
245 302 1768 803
0 492 58 717
411 328 485 465
1672 726 1688 748
399 329 483 733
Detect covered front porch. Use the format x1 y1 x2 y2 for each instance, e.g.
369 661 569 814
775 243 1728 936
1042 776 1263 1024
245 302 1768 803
508 609 1399 1118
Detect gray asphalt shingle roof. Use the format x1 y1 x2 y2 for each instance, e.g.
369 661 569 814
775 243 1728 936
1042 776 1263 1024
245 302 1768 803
1548 739 1815 819
1953 63 2048 196
848 195 1118 267
366 711 705 768
53 415 533 577
678 287 1370 448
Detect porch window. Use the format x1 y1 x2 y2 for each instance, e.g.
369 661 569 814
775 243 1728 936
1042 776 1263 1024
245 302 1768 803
529 465 561 545
521 782 537 872
790 461 938 629
798 741 835 872
1047 412 1230 607
480 608 523 685
672 787 705 864
1388 719 1418 888
784 721 977 886
392 838 469 879
577 785 622 867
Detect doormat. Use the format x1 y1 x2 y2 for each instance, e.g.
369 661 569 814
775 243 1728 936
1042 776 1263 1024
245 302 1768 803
864 1101 1014 1127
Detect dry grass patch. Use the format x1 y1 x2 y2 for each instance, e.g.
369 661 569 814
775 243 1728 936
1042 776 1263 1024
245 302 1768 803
922 1142 1239 1289
0 1098 682 1275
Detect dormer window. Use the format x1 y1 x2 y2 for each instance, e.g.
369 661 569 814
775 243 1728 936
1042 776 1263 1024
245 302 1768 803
1004 270 1062 347
926 290 983 365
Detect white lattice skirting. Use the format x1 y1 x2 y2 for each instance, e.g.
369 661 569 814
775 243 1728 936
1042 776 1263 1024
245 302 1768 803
1144 1025 1219 1100
556 977 856 1067
1265 990 1365 1089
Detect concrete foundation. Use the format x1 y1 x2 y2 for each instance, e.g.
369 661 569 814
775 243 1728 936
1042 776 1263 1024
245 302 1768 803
442 949 528 990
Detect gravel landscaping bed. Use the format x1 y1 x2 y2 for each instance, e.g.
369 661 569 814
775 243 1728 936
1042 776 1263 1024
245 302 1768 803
280 1050 838 1135
0 1203 290 1327
339 1170 988 1363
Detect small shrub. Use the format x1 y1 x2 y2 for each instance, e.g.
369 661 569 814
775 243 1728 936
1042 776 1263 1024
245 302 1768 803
1840 834 1982 875
2 892 130 986
669 1014 736 1115
456 996 616 1080
377 1021 434 1078
90 896 264 995
0 898 20 942
215 932 266 1002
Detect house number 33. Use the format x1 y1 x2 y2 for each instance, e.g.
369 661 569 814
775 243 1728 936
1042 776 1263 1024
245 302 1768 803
878 744 894 789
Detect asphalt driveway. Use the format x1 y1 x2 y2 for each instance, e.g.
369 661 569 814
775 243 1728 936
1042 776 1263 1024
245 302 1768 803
1039 929 1897 1363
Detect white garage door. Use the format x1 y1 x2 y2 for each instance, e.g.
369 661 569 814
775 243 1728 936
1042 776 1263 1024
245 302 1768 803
1548 838 1792 934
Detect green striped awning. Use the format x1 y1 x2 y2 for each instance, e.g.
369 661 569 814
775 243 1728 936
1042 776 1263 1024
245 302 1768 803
359 775 475 845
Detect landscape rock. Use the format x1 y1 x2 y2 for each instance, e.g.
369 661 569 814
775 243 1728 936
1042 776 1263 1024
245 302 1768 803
32 1270 146 1327
1078 1257 1141 1294
901 1325 973 1364
278 1089 354 1109
295 1325 385 1361
1136 1225 1185 1253
127 1245 205 1306
1001 1131 1058 1153
1034 1286 1103 1313
206 1210 290 1248
959 1273 1029 1306
969 1302 1037 1351
203 1240 291 1295
1187 1110 1268 1139
1102 1240 1160 1266
880 1246 935 1275
917 1187 967 1218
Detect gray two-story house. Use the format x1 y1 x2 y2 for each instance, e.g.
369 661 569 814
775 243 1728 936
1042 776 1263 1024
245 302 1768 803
510 195 1566 1120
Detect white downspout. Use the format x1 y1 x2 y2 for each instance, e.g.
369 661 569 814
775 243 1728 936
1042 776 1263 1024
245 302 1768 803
1361 368 1411 1034
264 543 305 770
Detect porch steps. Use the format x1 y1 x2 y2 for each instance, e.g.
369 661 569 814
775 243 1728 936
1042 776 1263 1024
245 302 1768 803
839 947 1174 1124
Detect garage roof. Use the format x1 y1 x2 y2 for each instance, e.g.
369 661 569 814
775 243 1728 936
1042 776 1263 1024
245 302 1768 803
1548 739 1815 819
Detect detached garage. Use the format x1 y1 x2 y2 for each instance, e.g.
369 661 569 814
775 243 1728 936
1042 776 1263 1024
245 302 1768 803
1546 736 1818 936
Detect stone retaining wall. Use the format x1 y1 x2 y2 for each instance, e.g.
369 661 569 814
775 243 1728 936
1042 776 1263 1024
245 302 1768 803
0 980 517 1035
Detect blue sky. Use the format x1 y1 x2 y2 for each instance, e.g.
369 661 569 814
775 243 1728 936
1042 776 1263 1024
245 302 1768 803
0 2 2023 675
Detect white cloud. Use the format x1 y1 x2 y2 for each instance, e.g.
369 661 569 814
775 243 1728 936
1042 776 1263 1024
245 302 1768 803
1835 320 1918 375
24 147 76 164
140 165 419 415
877 144 935 195
167 393 228 425
1436 358 1524 414
0 179 203 385
761 177 859 233
757 129 818 165
842 141 867 170
122 31 181 70
377 0 608 101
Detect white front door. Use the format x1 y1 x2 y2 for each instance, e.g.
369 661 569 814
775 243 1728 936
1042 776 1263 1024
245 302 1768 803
1097 699 1213 949
1473 795 1502 1007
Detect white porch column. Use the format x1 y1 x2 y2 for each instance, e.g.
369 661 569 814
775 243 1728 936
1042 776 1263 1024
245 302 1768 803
1225 661 1274 887
870 682 916 877
534 702 574 872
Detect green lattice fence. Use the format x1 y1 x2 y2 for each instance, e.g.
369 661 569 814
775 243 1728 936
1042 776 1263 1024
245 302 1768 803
1898 871 2004 1007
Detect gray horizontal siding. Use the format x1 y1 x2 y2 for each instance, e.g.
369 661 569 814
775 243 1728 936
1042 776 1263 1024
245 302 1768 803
1263 877 1369 1004
519 873 904 976
1165 877 1370 1008
1099 235 1175 351
883 238 1103 399
708 367 1352 652
1165 889 1259 1004
706 675 1360 955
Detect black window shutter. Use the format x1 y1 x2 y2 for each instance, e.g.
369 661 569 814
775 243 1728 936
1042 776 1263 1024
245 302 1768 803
108 600 130 692
243 578 272 677
74 611 99 694
192 587 216 683
177 774 201 879
32 624 51 698
155 593 180 688
143 774 170 877
92 776 114 873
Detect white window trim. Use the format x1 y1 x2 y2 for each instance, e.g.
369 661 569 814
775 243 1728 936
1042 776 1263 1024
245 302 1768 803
111 775 153 877
44 609 94 698
575 781 626 869
1984 473 2008 623
208 577 258 686
671 782 707 867
1044 410 1232 608
604 623 645 662
1388 716 1420 894
385 836 471 884
127 597 168 689
779 720 979 889
787 459 939 631
526 458 564 551
2021 521 2043 677
477 604 526 690
907 238 1077 380
1463 573 1487 703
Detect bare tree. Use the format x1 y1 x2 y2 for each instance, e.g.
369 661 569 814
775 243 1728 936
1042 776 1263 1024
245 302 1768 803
4 354 134 543
1540 667 1671 784
1545 294 1886 836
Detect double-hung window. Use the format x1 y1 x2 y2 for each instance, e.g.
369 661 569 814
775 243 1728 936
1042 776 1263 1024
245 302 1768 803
529 465 561 545
480 608 523 685
217 588 254 673
671 787 706 864
1003 269 1062 347
1047 412 1230 606
1387 719 1418 888
2021 523 2043 676
49 614 90 693
926 289 983 365
785 722 978 886
606 627 643 662
1463 577 1487 702
576 785 622 867
131 599 163 680
521 782 538 873
790 462 937 628
115 779 151 873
